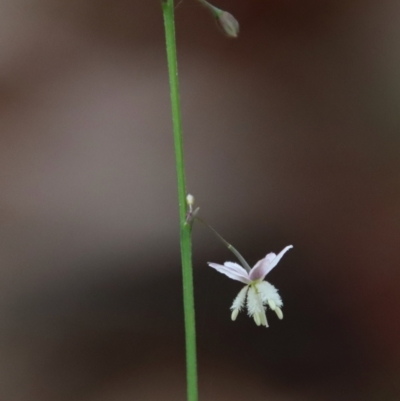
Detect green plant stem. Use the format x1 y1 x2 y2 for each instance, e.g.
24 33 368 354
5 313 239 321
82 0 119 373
162 2 198 401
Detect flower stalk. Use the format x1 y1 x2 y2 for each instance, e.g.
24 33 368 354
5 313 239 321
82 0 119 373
196 217 252 272
162 1 198 401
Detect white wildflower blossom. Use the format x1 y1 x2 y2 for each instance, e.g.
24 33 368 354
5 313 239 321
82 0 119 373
208 245 292 327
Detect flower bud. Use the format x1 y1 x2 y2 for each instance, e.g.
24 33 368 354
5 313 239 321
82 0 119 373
215 11 239 38
186 194 195 207
197 0 239 38
185 193 199 224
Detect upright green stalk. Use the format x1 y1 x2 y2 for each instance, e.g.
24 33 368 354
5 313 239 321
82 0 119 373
162 2 198 401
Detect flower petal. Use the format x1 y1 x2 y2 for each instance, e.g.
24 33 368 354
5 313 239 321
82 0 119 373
249 245 293 281
231 285 249 311
224 262 249 277
246 286 263 316
247 286 269 327
208 262 251 284
257 281 283 308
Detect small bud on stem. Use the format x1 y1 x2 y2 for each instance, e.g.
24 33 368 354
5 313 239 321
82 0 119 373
197 0 239 38
186 194 195 212
185 194 200 225
215 11 239 38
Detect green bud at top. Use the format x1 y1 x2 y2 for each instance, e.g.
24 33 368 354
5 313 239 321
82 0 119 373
197 0 239 38
215 10 239 38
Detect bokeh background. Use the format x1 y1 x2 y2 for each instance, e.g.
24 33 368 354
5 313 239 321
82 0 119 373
0 0 400 400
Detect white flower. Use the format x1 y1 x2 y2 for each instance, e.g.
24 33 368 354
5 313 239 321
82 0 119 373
208 245 292 327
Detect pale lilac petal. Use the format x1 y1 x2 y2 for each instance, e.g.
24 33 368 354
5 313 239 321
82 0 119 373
264 253 277 263
249 245 293 281
208 262 251 284
250 258 263 273
265 245 293 273
249 253 276 278
249 253 275 281
224 262 249 277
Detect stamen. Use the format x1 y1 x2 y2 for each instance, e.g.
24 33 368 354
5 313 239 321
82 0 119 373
275 307 283 320
231 308 239 321
260 310 269 327
268 299 276 310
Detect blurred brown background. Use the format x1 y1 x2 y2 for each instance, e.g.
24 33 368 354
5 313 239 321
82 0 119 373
0 0 399 400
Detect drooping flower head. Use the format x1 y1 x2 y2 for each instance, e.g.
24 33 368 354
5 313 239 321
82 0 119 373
208 245 292 327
